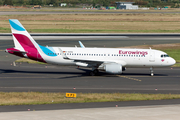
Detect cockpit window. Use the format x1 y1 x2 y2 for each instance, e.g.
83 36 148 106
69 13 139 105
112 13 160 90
161 54 169 57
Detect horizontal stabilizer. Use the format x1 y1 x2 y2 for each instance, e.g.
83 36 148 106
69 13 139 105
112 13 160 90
6 48 27 53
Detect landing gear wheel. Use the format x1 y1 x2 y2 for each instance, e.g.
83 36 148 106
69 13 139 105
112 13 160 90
93 69 99 74
151 73 154 76
89 69 99 76
89 71 95 76
150 67 154 76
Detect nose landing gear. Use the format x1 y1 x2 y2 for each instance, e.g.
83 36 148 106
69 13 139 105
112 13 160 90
150 67 154 76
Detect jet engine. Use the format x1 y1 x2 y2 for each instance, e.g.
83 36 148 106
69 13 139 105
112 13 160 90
104 63 123 74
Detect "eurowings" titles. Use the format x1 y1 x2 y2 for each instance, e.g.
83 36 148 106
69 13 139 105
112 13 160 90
119 50 148 55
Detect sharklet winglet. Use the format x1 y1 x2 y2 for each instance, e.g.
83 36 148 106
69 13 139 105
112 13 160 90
79 41 85 48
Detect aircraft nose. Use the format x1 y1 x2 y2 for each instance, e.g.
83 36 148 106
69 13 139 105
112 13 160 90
170 58 176 66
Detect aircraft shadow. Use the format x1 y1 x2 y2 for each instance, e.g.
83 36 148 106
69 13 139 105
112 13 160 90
0 69 87 75
0 68 168 79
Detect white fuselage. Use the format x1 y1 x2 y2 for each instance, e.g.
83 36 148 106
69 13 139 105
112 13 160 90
38 47 176 68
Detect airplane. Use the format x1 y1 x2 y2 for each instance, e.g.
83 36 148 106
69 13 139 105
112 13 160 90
5 19 176 76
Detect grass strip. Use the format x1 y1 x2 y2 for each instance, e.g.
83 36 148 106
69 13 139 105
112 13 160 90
163 49 180 63
15 58 46 64
0 92 180 106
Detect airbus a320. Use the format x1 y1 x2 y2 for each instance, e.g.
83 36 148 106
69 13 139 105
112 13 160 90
6 19 176 76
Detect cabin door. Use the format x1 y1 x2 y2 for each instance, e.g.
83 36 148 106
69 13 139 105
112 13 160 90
149 51 155 62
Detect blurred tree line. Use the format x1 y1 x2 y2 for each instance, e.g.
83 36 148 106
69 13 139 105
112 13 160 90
0 0 179 8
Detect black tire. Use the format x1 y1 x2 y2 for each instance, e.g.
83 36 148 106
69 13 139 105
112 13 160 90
89 71 95 76
93 69 99 74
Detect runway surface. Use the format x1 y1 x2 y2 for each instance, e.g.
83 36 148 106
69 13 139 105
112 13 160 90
1 104 180 120
0 62 180 94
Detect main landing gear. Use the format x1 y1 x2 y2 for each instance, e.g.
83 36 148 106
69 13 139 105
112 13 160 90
150 67 154 76
89 69 99 76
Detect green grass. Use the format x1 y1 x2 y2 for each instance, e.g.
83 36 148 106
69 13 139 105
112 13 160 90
163 49 180 63
15 58 46 64
173 63 180 67
0 92 180 106
0 27 11 33
1 27 180 33
26 29 180 33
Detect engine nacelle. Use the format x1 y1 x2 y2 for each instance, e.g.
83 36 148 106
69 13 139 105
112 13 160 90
104 63 123 74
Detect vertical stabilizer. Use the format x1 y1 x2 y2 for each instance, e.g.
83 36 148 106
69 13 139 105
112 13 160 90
9 19 38 50
8 19 46 63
